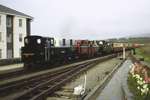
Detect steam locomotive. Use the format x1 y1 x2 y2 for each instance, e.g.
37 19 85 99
21 35 129 67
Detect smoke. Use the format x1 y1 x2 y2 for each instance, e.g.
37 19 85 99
60 16 75 39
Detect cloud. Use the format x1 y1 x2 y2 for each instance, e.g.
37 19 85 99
1 0 150 39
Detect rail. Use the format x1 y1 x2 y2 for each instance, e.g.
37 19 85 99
0 54 116 100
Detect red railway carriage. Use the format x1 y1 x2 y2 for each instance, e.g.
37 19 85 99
74 40 98 58
75 40 89 58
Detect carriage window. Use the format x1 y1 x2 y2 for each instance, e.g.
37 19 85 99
25 38 28 44
51 39 54 44
63 39 66 46
70 39 73 46
37 39 41 44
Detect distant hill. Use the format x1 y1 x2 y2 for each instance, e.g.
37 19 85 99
127 37 150 44
108 37 150 44
128 33 150 38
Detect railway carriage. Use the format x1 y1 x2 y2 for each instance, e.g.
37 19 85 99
74 40 99 58
96 40 113 55
74 40 89 58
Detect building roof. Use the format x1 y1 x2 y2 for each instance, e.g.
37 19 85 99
0 4 33 19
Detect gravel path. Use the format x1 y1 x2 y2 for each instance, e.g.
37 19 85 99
0 63 23 72
96 60 132 100
47 57 122 100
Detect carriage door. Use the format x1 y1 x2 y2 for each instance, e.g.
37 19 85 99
45 38 54 61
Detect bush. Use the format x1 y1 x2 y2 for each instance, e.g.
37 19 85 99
128 73 150 100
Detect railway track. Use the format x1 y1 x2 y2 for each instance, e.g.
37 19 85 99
0 68 24 80
0 56 104 81
0 60 102 100
0 54 116 100
0 54 117 81
0 59 82 80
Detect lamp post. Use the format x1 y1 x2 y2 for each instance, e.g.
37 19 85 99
123 44 126 59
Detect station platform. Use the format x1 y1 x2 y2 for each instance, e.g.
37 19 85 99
96 59 133 100
0 63 23 73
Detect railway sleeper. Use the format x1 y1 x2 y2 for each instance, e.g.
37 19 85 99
0 55 117 99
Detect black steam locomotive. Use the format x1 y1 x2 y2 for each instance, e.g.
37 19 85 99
21 35 125 68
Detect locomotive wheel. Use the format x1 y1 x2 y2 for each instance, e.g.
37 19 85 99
24 63 34 70
24 63 30 70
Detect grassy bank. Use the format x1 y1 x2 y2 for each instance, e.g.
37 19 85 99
135 46 150 63
128 46 150 100
128 73 150 100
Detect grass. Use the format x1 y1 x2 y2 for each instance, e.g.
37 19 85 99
128 45 150 100
135 46 150 63
128 73 150 100
128 74 143 100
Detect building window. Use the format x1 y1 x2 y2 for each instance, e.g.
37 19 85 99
19 34 22 42
0 32 1 42
19 48 21 57
0 49 2 58
7 34 12 43
7 50 12 59
19 19 22 27
0 16 1 25
7 17 12 27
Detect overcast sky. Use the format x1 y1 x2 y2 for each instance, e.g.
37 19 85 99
0 0 150 39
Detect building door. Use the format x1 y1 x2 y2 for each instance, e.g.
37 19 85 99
6 15 13 59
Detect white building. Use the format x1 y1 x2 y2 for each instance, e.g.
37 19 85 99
0 4 33 59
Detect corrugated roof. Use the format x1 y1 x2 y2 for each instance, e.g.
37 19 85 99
0 4 33 19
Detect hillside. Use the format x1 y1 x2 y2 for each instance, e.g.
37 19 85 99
108 37 150 44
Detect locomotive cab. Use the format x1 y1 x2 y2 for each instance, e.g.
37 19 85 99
21 36 54 66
